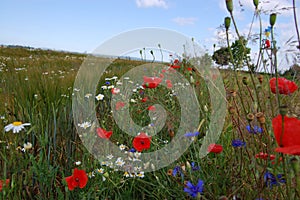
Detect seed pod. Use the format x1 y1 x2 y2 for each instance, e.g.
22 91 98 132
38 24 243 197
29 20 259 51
270 13 277 27
226 0 233 13
224 17 231 30
253 0 259 9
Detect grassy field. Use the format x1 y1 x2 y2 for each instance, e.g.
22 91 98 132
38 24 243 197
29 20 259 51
1 2 300 199
0 43 299 200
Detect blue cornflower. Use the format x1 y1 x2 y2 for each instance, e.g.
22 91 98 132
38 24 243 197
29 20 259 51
265 26 271 33
129 148 136 152
105 81 110 85
264 171 285 189
231 139 246 148
184 179 204 198
246 125 263 134
191 162 200 171
184 131 200 137
172 166 184 178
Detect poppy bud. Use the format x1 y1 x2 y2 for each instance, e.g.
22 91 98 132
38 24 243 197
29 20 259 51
247 113 255 121
230 90 237 97
224 17 231 30
226 0 233 13
229 106 235 114
242 77 248 85
253 0 259 9
270 13 277 27
279 105 288 116
256 112 266 124
258 74 263 84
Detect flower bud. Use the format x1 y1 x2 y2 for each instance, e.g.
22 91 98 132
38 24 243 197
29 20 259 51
242 77 248 85
247 113 255 121
256 112 266 124
229 106 236 114
253 0 259 9
224 17 231 30
226 0 233 13
270 13 277 27
258 74 263 84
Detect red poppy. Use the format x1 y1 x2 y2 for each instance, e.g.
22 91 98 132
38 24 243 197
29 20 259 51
265 39 271 48
65 168 88 191
142 76 162 89
148 105 156 111
269 77 298 95
97 128 113 139
111 88 120 94
207 143 223 153
255 152 276 160
133 132 151 152
141 97 148 102
115 101 125 111
165 80 172 89
0 179 10 192
170 64 181 69
187 67 193 71
272 114 300 155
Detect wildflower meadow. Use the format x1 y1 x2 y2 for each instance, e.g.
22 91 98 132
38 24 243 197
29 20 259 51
1 0 300 199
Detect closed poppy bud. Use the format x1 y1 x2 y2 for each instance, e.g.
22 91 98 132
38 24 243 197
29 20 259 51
224 17 231 30
229 106 235 114
247 113 255 121
253 0 259 9
258 74 263 84
270 13 277 27
226 0 233 13
242 77 248 85
256 112 266 124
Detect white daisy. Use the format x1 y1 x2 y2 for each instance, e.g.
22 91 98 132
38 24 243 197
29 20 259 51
23 142 33 150
96 168 104 174
75 161 81 166
115 157 125 167
119 144 126 151
4 122 31 133
136 171 144 178
106 154 114 160
101 86 108 90
85 93 92 98
78 121 91 129
95 94 104 101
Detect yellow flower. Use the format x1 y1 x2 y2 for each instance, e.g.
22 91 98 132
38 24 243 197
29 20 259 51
4 122 31 133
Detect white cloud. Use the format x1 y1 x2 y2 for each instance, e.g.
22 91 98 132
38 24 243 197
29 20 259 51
172 17 198 26
135 0 168 9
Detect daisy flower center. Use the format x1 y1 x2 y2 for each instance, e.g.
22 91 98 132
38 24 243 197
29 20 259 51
13 121 22 126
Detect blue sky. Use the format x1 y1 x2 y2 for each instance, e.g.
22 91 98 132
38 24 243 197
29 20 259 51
1 0 299 69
